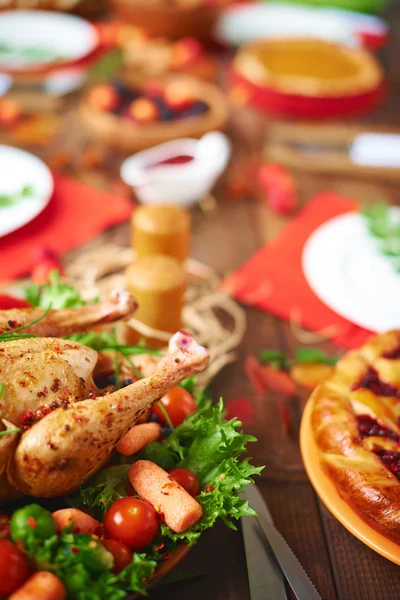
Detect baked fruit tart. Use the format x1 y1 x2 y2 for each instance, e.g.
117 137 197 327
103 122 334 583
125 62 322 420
231 38 385 118
119 28 217 84
109 0 232 40
310 330 400 544
79 77 228 151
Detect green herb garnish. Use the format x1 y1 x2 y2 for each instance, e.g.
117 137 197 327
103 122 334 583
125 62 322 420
363 203 400 272
0 184 35 209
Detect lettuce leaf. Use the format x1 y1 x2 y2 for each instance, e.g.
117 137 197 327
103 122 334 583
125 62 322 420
25 270 88 309
27 528 156 599
73 400 263 546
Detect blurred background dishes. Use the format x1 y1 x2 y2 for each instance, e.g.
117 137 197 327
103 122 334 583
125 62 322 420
216 2 389 49
0 145 54 238
79 76 229 152
108 0 233 40
119 28 218 85
267 0 389 13
0 10 99 75
231 37 385 118
120 132 231 206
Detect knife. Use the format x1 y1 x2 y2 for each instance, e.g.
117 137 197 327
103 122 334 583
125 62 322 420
243 484 323 600
241 512 287 599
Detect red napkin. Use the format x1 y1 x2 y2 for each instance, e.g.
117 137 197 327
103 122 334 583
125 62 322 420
221 192 373 349
0 173 132 283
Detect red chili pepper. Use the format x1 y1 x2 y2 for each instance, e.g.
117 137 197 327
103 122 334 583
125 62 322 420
0 295 31 310
225 398 255 427
258 163 298 215
31 249 63 285
206 485 215 493
245 354 269 395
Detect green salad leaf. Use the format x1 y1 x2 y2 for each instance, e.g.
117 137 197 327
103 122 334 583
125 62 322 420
11 509 156 599
74 400 262 546
294 348 338 366
25 270 88 309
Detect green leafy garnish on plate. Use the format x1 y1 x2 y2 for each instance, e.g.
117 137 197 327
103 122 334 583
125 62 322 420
0 184 35 209
363 203 400 272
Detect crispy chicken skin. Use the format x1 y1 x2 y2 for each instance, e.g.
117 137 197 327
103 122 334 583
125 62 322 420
1 331 208 498
0 289 137 337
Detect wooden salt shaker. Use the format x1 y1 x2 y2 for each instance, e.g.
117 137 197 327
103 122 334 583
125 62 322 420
131 203 190 263
125 254 186 348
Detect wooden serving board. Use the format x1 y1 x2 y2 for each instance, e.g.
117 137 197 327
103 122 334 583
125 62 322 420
264 121 400 182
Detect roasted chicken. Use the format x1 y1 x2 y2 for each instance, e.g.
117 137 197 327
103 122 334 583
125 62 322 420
0 288 137 337
0 294 209 498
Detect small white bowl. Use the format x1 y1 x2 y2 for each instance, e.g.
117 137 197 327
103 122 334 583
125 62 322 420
120 132 231 207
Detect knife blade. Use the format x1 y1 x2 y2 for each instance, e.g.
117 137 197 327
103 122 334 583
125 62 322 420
241 513 287 600
243 485 323 600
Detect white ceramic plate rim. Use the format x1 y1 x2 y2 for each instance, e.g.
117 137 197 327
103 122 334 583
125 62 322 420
215 2 387 48
0 10 99 71
0 145 54 238
302 209 400 333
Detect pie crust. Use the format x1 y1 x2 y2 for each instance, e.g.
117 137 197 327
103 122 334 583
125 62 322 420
234 38 383 98
310 330 400 544
79 77 228 152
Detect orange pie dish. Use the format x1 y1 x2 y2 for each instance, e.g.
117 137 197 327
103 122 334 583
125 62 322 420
109 0 232 40
301 330 400 561
79 76 228 152
231 38 386 118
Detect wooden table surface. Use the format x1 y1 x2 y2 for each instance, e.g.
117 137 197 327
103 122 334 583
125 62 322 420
3 2 400 599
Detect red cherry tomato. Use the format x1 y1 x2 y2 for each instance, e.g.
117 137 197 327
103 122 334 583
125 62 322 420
152 387 197 427
0 539 30 597
102 539 133 574
0 295 31 310
168 468 200 497
104 498 159 551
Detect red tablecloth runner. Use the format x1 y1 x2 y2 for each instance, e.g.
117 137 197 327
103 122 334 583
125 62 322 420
0 173 132 283
221 192 373 349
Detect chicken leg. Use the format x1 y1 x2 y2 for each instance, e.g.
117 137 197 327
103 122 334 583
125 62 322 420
0 289 137 337
0 338 98 426
8 332 209 497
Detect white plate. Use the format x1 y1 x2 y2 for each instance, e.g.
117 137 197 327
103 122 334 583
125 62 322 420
0 146 54 238
0 11 99 72
215 3 388 48
302 210 400 333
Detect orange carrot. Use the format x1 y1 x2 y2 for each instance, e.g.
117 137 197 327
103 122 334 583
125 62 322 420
52 509 103 536
116 422 161 456
129 460 203 533
9 572 66 600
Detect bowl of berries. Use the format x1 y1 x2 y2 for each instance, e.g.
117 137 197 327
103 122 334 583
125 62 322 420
108 0 232 40
79 76 229 152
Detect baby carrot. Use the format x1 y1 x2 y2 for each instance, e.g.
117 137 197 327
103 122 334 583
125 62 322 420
52 509 103 536
9 571 66 600
129 460 202 533
116 422 161 456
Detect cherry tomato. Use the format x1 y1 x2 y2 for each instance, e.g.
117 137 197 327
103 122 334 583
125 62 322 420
168 468 200 497
0 539 30 597
152 387 197 427
102 539 133 574
104 498 159 551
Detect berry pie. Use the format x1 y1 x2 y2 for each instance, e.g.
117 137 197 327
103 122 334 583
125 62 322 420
80 77 227 152
311 331 400 544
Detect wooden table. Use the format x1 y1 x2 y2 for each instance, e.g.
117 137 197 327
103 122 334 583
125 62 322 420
3 2 400 599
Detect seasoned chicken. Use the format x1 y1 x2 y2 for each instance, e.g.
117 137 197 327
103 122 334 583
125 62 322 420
0 289 137 337
0 331 209 498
